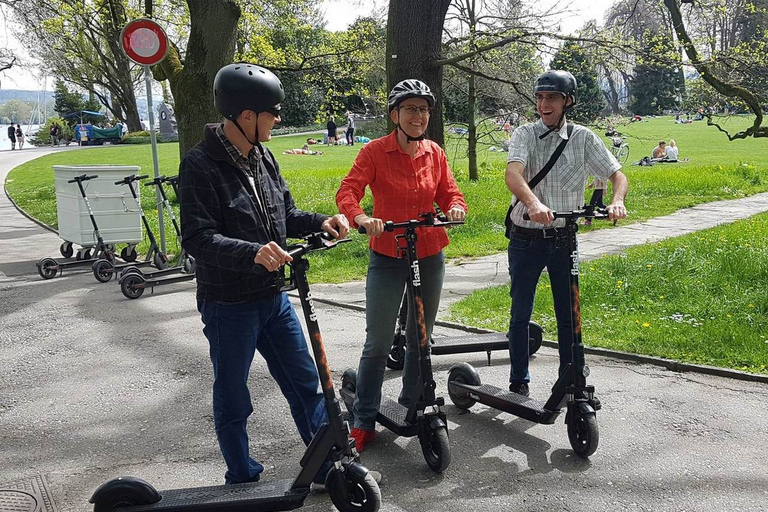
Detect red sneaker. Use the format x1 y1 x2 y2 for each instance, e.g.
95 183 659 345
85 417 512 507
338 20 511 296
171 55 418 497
349 427 377 453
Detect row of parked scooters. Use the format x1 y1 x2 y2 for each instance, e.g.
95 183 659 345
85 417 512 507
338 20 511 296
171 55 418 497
35 173 195 299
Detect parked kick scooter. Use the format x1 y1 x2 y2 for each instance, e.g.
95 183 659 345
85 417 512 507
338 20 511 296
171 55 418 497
37 174 115 279
447 205 605 458
386 292 543 370
90 231 381 512
117 175 194 281
340 212 463 473
92 175 168 283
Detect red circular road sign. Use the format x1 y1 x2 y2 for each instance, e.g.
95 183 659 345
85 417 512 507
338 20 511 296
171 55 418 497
121 19 168 66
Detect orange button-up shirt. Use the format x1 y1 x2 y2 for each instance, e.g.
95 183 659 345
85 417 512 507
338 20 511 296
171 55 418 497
336 130 467 259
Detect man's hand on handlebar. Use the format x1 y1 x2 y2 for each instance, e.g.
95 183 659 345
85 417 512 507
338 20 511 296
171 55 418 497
606 201 627 221
355 214 385 238
321 214 349 239
525 200 554 225
255 241 292 272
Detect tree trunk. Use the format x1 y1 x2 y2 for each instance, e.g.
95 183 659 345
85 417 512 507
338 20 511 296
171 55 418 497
386 0 452 146
156 0 240 158
467 72 477 180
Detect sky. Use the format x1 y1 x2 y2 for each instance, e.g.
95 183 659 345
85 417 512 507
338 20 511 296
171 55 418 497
1 0 616 91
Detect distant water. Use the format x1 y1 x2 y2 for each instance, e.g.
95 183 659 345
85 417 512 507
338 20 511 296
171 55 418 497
1 125 41 151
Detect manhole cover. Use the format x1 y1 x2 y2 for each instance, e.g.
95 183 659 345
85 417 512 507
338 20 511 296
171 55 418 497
0 489 39 512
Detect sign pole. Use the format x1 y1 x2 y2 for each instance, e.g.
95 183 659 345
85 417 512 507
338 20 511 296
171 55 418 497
144 65 166 254
121 18 170 256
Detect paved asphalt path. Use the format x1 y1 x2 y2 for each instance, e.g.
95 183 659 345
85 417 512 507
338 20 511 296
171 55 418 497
1 146 767 511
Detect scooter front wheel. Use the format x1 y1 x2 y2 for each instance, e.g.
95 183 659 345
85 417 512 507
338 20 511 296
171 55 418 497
528 321 543 356
341 368 357 415
385 333 406 370
37 258 58 280
567 411 599 458
326 464 381 512
421 425 451 473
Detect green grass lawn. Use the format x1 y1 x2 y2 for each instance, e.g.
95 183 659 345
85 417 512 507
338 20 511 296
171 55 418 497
6 116 768 283
449 213 768 374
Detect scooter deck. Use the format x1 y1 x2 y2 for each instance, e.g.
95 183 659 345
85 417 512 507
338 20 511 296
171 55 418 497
452 382 561 425
339 388 419 437
432 332 508 356
125 265 186 280
144 273 196 287
126 479 307 512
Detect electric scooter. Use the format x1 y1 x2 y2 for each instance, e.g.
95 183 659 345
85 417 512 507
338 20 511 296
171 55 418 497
386 292 544 370
340 212 463 473
37 174 115 279
117 175 194 281
91 175 168 283
447 206 604 458
90 231 381 512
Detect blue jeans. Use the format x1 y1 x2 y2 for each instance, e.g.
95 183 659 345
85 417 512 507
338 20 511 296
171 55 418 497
507 234 575 384
353 250 445 430
198 293 328 484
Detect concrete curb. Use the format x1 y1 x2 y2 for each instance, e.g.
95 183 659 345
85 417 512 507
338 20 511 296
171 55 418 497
3 178 58 234
293 293 768 385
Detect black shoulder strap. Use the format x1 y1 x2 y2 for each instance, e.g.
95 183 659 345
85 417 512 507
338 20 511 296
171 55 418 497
505 123 574 237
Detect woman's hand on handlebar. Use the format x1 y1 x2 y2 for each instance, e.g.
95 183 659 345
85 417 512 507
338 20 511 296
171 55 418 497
355 214 385 238
445 205 466 222
255 241 292 272
321 214 349 239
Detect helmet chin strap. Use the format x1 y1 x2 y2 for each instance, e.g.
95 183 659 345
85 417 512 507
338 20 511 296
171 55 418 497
397 123 426 143
233 118 262 151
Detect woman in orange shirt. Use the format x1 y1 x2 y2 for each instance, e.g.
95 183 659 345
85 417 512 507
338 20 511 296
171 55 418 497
336 79 467 452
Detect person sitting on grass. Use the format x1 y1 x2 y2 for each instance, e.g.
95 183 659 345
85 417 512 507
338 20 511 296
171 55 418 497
652 140 667 160
665 139 679 161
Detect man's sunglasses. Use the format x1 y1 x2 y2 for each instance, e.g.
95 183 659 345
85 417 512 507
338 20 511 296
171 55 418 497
266 105 282 118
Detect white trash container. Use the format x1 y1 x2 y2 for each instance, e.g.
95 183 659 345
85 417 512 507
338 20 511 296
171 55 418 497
54 165 144 248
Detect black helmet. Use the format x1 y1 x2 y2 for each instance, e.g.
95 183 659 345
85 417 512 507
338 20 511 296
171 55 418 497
534 70 578 105
387 79 436 112
214 63 285 120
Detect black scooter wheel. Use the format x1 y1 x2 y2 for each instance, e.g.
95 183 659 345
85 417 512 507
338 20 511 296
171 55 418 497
326 464 381 512
60 242 73 259
385 333 406 370
37 258 58 280
528 321 543 356
92 259 114 283
183 257 195 274
421 425 451 473
121 274 145 299
124 246 138 263
341 368 357 415
83 249 92 260
447 363 481 410
567 411 599 458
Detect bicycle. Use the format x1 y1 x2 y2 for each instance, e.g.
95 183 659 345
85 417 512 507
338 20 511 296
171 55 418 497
610 135 630 164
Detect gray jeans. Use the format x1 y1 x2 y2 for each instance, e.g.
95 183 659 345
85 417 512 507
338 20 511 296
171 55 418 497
352 249 445 430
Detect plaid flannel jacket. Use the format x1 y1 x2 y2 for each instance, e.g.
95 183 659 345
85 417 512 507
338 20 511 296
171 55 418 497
179 123 329 302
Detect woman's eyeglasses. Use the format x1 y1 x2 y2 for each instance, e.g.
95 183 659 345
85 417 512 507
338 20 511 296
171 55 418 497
399 105 431 116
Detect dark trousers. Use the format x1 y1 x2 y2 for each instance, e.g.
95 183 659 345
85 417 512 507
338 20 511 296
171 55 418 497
346 127 354 145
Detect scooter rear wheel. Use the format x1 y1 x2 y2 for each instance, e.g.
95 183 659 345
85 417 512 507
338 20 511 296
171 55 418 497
447 363 481 410
92 259 114 283
421 425 451 473
37 258 58 280
567 411 599 458
121 274 145 299
341 368 357 415
153 252 168 270
528 321 543 356
60 242 73 259
326 464 381 512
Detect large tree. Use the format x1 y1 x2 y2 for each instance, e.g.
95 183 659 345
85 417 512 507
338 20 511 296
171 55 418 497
5 0 143 130
551 42 604 123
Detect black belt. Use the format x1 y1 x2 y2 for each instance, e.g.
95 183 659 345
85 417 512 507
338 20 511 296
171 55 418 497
511 224 567 239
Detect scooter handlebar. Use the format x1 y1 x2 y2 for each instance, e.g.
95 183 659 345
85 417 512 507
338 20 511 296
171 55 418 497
114 174 149 185
68 174 99 183
356 215 464 234
144 175 168 186
523 206 609 221
287 231 351 258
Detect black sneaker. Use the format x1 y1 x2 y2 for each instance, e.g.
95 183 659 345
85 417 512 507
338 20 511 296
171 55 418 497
509 382 530 397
